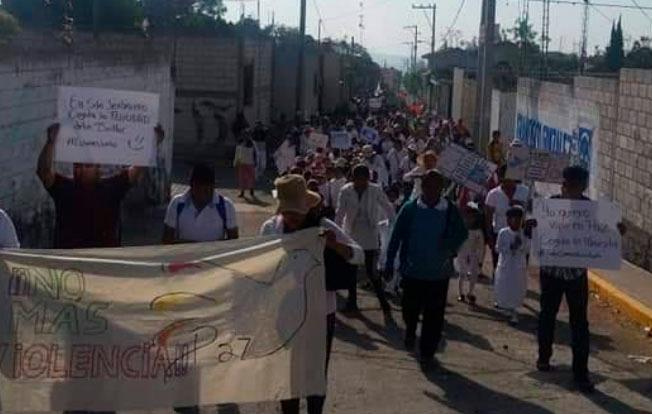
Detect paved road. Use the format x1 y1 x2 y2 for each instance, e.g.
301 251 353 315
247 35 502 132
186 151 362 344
122 173 652 414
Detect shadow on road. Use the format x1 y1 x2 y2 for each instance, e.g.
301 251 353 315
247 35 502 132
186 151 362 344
423 365 555 414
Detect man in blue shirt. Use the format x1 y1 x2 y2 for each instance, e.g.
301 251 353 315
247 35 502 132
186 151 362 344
384 170 468 369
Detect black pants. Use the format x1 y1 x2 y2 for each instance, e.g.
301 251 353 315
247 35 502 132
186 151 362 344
537 274 590 381
280 313 336 414
401 277 450 359
174 404 239 414
348 250 389 309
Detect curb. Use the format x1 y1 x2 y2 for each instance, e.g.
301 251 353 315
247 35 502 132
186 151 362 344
588 270 652 329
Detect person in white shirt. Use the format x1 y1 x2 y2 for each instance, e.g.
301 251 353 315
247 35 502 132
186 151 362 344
321 159 348 213
494 206 532 325
362 144 389 189
259 174 363 414
346 121 359 143
386 139 408 186
335 164 395 313
163 164 239 244
0 209 19 248
484 165 530 273
234 138 257 198
403 150 438 200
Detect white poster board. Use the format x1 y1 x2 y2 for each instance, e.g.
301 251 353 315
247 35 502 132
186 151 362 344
436 144 497 193
330 130 352 149
307 133 329 152
532 198 622 269
506 145 570 184
0 230 326 411
56 86 159 166
274 140 296 173
369 97 382 110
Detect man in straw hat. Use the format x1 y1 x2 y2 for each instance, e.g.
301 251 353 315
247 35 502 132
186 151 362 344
260 174 364 414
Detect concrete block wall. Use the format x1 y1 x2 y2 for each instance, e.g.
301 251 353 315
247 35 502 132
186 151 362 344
517 72 652 271
0 31 175 248
173 35 273 161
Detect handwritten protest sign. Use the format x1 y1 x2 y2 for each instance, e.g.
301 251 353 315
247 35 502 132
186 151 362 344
0 230 326 411
330 130 352 149
506 145 570 183
307 133 329 152
436 144 497 193
274 140 296 173
368 97 382 110
56 86 159 166
532 198 622 269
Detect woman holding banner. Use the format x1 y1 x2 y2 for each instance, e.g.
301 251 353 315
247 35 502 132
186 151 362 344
260 174 364 414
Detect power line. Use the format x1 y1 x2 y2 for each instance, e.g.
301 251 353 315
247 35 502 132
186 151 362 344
322 0 393 22
528 0 652 10
630 0 652 23
441 0 466 45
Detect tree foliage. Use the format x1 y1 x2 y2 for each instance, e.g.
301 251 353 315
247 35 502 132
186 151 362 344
506 17 538 51
144 0 227 29
605 18 624 72
0 8 20 41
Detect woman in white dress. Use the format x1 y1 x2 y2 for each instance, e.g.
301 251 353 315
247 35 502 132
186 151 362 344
494 206 531 324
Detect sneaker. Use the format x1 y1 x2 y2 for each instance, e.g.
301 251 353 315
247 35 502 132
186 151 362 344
574 378 595 394
457 295 466 303
467 294 477 305
536 360 552 372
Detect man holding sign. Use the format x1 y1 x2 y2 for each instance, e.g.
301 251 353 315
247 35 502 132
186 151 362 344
534 166 625 394
37 122 165 249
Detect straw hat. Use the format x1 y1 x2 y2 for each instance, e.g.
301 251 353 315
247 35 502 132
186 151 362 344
274 174 321 214
334 158 348 169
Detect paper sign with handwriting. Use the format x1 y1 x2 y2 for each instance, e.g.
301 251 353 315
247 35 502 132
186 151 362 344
506 145 570 184
532 198 622 269
307 133 329 152
436 144 497 194
56 86 159 166
274 140 296 173
0 229 326 411
330 130 352 149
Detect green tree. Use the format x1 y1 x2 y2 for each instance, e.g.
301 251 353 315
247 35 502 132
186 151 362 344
144 0 226 28
605 18 624 72
3 0 143 29
0 8 20 42
625 40 652 69
507 16 538 51
402 70 425 98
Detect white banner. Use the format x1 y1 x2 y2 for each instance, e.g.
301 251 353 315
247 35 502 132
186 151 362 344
330 130 352 150
506 145 570 184
532 198 622 269
56 86 159 166
436 144 497 194
368 97 382 110
0 230 326 411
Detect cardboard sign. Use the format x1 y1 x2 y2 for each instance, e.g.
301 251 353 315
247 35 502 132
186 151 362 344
0 230 327 411
532 198 622 269
506 145 570 183
56 86 159 166
436 144 497 193
307 133 329 152
369 97 382 110
330 130 352 149
274 140 296 173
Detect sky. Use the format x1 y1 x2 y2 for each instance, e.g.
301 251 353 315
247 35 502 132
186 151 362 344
223 0 652 70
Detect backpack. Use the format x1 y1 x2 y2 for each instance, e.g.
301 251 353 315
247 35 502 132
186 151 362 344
176 195 229 240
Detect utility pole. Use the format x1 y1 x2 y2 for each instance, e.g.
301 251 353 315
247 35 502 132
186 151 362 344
296 0 307 119
412 3 436 113
475 0 496 154
404 25 418 70
580 0 589 74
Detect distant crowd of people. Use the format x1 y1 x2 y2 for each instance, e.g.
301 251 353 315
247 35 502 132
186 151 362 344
0 106 624 414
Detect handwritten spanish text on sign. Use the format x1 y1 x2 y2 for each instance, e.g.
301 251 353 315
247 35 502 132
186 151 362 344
56 86 159 166
274 140 296 173
307 133 329 152
532 198 622 269
0 230 326 411
330 130 352 149
436 144 497 194
506 145 570 183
